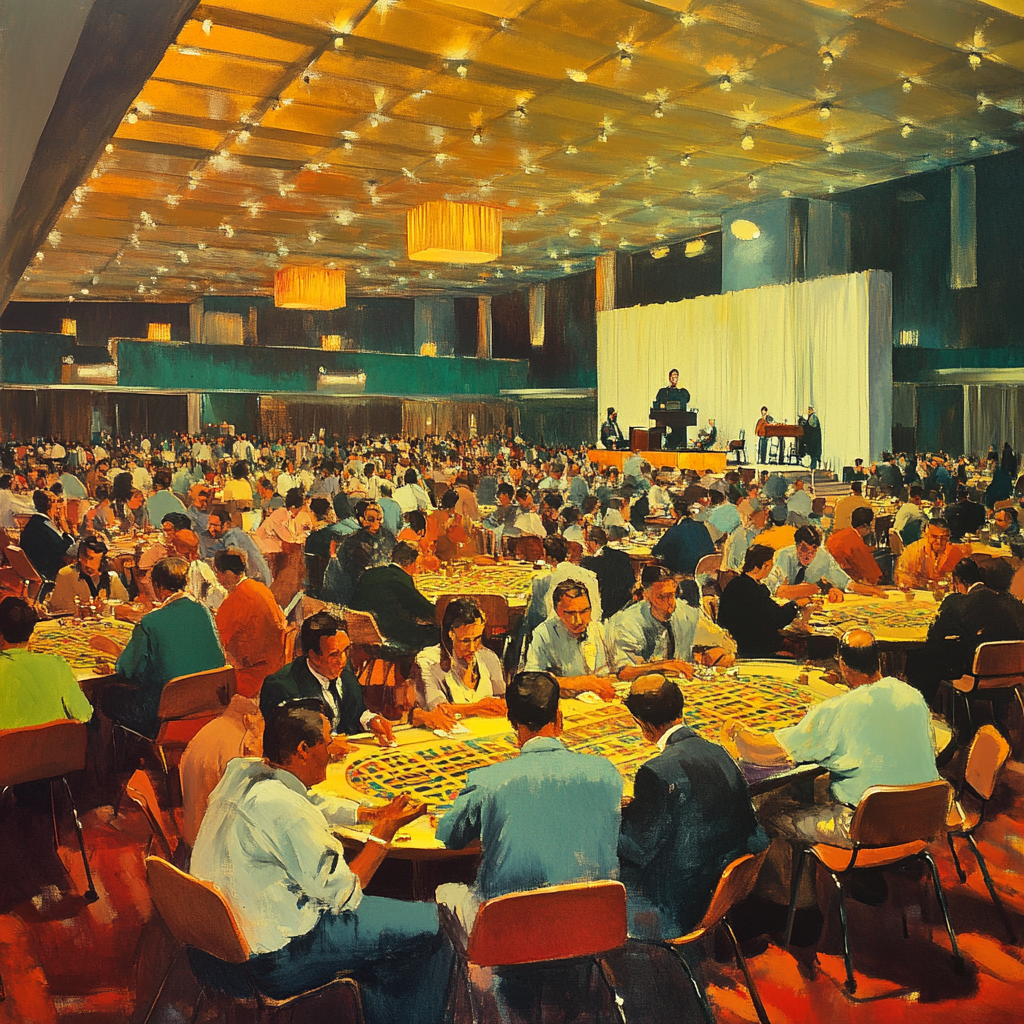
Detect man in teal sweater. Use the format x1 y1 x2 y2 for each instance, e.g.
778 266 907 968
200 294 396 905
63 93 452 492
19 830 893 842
95 556 225 739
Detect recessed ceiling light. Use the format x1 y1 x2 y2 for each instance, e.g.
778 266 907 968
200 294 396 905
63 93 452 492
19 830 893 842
730 220 760 240
902 79 913 93
740 134 754 150
819 103 831 120
719 75 732 91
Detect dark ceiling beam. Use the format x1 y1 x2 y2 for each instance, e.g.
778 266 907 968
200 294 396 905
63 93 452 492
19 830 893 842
0 0 201 312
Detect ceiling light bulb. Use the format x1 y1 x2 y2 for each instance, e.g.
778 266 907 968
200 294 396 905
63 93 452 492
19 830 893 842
822 51 834 68
473 126 483 144
748 175 757 190
105 143 114 153
970 137 980 149
902 79 912 93
369 115 379 127
514 104 527 119
126 111 138 124
680 153 691 166
620 52 632 67
653 104 664 118
969 53 982 68
598 129 608 142
719 75 732 91
819 103 831 119
457 64 468 78
741 134 754 150
901 122 913 138
334 36 344 48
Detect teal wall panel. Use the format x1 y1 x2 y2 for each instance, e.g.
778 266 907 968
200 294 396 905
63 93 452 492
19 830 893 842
0 331 72 383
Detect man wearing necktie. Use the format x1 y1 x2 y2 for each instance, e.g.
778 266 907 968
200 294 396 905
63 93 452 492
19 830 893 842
260 611 396 754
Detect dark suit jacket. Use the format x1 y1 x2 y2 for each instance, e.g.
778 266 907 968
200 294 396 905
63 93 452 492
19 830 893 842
618 727 768 940
629 494 650 531
582 547 636 620
651 518 715 575
20 513 74 581
259 656 369 735
717 572 799 658
348 564 440 650
926 584 1024 679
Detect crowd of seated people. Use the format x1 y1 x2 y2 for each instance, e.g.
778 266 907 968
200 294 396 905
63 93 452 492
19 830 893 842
3 428 1024 1022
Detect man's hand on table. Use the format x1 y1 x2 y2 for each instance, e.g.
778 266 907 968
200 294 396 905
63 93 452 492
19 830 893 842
328 734 355 759
468 696 507 717
368 714 396 747
660 659 695 680
826 587 845 603
373 793 428 840
412 705 459 731
563 675 617 700
694 648 735 668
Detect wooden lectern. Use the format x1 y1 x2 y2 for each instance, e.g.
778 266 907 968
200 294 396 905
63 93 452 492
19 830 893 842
649 407 698 450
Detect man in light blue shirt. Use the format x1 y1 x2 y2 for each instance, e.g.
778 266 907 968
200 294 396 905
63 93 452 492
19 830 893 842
435 671 623 930
764 524 883 602
192 706 450 1024
146 468 187 525
378 484 403 536
725 630 939 841
205 506 272 587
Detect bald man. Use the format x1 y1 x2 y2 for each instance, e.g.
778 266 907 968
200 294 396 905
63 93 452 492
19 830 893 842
723 629 939 842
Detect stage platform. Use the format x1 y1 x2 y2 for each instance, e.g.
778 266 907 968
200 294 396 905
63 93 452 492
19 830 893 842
588 449 729 474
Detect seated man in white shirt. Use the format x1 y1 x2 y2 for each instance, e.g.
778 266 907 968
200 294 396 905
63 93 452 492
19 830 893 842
765 524 884 604
191 705 451 1024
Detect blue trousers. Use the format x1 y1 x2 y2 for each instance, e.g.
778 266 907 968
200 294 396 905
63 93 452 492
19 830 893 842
247 896 452 1024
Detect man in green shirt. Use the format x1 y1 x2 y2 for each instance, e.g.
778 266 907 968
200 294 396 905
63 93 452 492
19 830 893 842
0 596 93 730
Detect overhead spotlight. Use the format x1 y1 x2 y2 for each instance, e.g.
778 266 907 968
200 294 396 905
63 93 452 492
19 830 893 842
513 104 527 119
719 75 732 91
680 153 691 166
598 128 608 142
472 125 483 144
819 103 831 120
748 175 757 190
969 53 982 69
822 50 835 68
457 64 468 78
619 52 632 67
902 78 913 93
970 137 980 149
740 134 754 150
901 122 914 138
653 103 664 118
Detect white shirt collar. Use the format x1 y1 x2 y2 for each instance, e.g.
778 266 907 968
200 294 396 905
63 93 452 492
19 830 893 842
657 722 687 752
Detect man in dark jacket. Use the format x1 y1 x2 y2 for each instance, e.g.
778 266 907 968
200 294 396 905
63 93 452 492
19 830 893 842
582 527 636 620
347 542 439 650
20 489 74 582
906 556 1024 704
260 611 395 748
651 499 715 576
945 486 986 541
619 674 768 940
717 545 801 658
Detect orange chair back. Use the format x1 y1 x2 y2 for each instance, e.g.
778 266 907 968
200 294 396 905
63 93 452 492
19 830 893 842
466 881 626 967
964 725 1011 802
434 594 511 635
4 545 42 584
676 850 768 944
972 640 1024 691
694 554 722 578
344 609 385 645
145 856 250 964
126 770 177 858
0 719 87 788
156 666 236 722
283 624 299 663
888 530 904 557
848 781 952 848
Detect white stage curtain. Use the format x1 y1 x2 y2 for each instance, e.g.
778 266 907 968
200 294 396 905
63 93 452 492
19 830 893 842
597 271 892 473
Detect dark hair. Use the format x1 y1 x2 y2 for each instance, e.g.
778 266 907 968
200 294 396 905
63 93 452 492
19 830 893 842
285 487 305 510
214 547 248 575
32 490 51 513
309 497 331 519
838 634 880 676
928 517 951 533
952 557 983 587
301 610 342 656
440 489 459 510
850 507 874 529
669 367 679 375
151 556 189 593
793 525 821 547
0 596 38 643
607 407 615 416
263 705 326 764
515 486 531 501
404 468 419 484
999 507 1020 523
497 482 515 500
543 535 568 562
153 468 172 490
589 526 608 547
624 675 684 727
441 598 485 658
78 534 108 557
95 483 109 502
406 509 426 533
0 475 10 490
364 462 375 476
909 484 923 499
162 511 191 531
506 671 560 731
742 543 775 574
392 541 419 567
112 472 134 503
552 579 589 609
561 506 580 525
542 492 563 510
850 481 863 495
208 505 229 527
231 460 249 480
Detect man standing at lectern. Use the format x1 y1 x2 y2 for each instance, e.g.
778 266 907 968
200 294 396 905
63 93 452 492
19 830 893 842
654 370 690 451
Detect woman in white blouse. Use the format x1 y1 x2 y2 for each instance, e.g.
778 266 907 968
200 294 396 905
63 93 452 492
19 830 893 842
410 598 506 732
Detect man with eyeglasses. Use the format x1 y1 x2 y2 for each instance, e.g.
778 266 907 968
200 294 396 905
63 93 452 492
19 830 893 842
323 500 395 607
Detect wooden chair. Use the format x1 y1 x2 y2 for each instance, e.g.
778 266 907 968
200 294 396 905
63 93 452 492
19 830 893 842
950 640 1024 740
0 720 97 903
727 437 746 464
142 856 364 1024
888 529 904 557
784 780 961 994
344 609 415 717
125 769 178 861
946 725 1016 941
2 544 44 603
438 881 627 1024
694 553 722 578
659 850 771 1024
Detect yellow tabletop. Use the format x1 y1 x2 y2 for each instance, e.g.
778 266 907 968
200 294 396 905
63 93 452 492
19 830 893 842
969 541 1014 560
798 590 940 644
414 562 545 609
29 616 135 681
317 660 845 852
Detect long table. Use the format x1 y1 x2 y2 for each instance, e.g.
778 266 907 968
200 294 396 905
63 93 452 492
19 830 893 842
794 590 940 645
414 562 545 610
317 660 848 856
29 617 135 681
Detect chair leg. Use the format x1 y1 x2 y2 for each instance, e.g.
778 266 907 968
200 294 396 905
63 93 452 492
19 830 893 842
594 957 627 1024
138 945 183 1024
921 851 963 968
667 945 714 1024
828 872 856 994
722 917 771 1024
965 835 1017 943
59 776 98 904
188 987 206 1024
49 779 62 850
783 848 807 948
947 833 967 883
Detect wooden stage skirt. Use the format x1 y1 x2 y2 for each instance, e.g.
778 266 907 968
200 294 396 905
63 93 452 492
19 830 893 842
588 449 728 474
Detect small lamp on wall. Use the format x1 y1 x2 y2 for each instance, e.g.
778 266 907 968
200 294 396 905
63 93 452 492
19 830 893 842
147 322 172 341
61 319 77 336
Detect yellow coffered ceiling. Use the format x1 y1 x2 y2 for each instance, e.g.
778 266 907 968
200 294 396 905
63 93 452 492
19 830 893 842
16 0 1024 301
